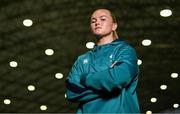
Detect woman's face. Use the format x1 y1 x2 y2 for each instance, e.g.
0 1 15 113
90 9 117 37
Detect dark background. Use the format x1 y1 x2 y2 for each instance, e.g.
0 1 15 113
0 0 180 113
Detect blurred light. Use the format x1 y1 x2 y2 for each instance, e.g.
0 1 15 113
171 73 178 78
146 110 152 114
150 97 157 103
65 94 67 98
4 99 11 105
142 39 151 46
9 61 18 67
160 85 167 90
27 85 35 91
23 19 33 27
173 103 179 108
137 59 142 65
160 9 172 17
40 105 47 111
45 49 54 56
55 73 63 79
86 42 95 49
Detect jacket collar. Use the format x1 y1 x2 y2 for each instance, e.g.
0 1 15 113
92 38 123 52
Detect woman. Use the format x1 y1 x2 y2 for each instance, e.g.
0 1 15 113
65 8 140 113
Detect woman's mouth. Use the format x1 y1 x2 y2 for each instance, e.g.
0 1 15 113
95 27 101 30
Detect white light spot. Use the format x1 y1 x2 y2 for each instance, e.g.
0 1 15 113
9 61 18 67
173 103 179 108
4 99 11 105
146 110 152 114
40 105 47 111
142 39 151 46
171 73 178 78
137 59 142 65
23 19 33 27
150 97 157 103
160 85 167 90
160 9 172 17
45 49 54 56
55 73 63 79
65 94 67 98
27 85 35 91
86 42 95 49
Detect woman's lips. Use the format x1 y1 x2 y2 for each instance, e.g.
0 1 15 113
95 27 101 30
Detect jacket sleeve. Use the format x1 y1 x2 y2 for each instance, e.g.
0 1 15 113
81 46 139 93
65 59 99 103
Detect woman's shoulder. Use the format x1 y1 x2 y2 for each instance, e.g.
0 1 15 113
114 39 132 49
113 39 137 56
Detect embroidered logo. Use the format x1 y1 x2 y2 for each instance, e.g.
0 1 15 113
109 54 113 59
83 59 88 64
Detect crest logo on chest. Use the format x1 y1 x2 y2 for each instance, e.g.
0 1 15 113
83 59 88 64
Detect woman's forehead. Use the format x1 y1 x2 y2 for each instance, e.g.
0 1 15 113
91 9 111 18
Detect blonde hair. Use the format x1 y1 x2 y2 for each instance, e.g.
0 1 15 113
109 10 118 39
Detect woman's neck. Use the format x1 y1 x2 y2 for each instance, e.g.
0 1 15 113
97 33 117 45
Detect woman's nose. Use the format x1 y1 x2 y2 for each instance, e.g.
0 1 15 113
95 21 100 26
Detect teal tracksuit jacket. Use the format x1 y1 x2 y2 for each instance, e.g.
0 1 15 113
66 39 140 113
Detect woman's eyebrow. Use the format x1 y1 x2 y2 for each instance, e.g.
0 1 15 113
91 15 107 20
91 17 96 20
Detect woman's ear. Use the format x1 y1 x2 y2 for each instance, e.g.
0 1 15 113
112 23 118 31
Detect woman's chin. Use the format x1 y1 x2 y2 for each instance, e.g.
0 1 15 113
93 32 104 36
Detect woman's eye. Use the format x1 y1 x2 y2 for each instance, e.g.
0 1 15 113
91 20 96 23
